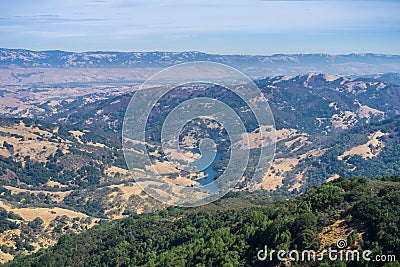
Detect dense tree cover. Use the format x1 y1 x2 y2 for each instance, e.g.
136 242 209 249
5 177 400 267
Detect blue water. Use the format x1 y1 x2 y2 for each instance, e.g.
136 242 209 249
191 150 223 192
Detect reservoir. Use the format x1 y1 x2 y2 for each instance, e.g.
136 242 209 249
191 149 223 192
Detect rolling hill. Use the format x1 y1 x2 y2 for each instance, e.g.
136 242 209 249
4 176 400 266
1 49 400 264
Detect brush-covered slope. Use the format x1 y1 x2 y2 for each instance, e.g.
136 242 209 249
4 176 400 267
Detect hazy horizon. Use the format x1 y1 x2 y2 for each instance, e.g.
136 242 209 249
1 0 399 55
2 47 400 57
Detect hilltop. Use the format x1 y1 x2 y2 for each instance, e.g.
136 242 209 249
4 176 400 266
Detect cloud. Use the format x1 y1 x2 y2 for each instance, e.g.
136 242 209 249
0 0 398 54
2 0 399 34
26 30 87 38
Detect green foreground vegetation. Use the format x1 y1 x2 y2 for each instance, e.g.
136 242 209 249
4 176 400 267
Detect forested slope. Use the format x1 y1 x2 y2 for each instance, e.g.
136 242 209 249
5 176 400 267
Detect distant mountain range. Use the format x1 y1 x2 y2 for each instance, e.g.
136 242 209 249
1 48 400 76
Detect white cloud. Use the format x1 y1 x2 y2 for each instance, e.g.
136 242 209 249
0 0 399 53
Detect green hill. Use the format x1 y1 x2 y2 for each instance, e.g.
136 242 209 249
5 176 400 267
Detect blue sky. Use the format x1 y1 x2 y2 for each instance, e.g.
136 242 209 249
1 0 399 55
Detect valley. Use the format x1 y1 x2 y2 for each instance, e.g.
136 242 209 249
0 49 399 264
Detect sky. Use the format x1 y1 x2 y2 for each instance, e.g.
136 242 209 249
1 0 399 55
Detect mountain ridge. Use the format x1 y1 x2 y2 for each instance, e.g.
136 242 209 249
2 48 400 76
